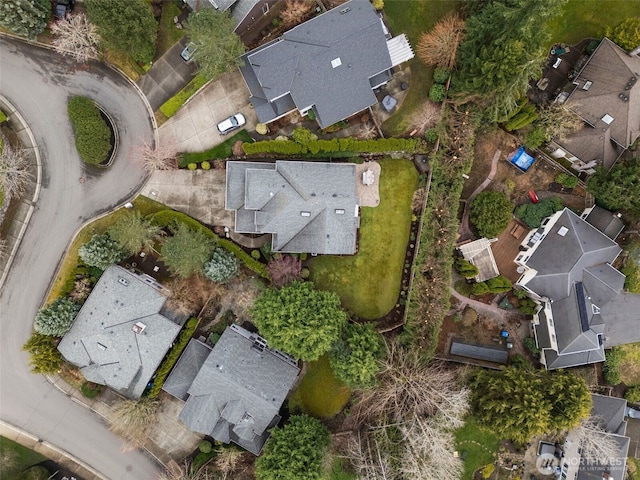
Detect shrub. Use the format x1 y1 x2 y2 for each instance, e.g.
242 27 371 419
603 348 625 385
625 385 640 404
428 84 446 102
471 281 489 296
81 382 102 398
555 172 578 188
0 109 7 123
485 275 512 293
187 162 197 170
256 123 269 135
23 332 63 374
147 317 199 397
455 257 479 279
67 96 112 165
433 67 451 84
454 279 471 296
519 297 537 315
470 191 514 237
79 234 125 270
203 247 239 284
199 440 212 453
292 127 317 146
523 336 540 354
622 258 640 293
425 128 439 143
329 322 384 389
461 306 478 326
159 74 208 118
481 463 495 479
300 267 310 279
34 297 81 337
372 0 384 10
251 249 261 259
201 161 211 170
514 197 563 229
524 125 546 149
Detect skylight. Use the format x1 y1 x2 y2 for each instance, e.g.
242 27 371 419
602 114 614 124
331 57 342 68
558 226 569 236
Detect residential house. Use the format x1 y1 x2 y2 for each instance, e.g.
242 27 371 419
57 266 181 399
561 394 630 480
548 38 640 174
514 207 640 369
184 0 280 35
225 161 360 255
239 0 414 128
163 324 300 455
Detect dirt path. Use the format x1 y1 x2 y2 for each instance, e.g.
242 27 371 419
449 285 510 319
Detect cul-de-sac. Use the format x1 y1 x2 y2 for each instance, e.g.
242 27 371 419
1 1 640 479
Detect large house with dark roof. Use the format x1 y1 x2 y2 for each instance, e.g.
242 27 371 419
225 161 360 255
548 38 640 174
239 0 414 128
163 325 300 455
515 207 640 370
57 266 181 399
561 394 630 480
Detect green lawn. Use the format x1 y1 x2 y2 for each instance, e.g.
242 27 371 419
308 158 418 319
288 354 351 419
156 1 185 59
179 130 254 166
548 0 639 45
455 418 501 480
382 0 459 136
0 436 47 478
619 342 640 386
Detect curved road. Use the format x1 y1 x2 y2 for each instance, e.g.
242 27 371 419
0 36 162 479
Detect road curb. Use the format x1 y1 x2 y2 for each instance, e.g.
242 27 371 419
0 420 108 480
0 94 43 291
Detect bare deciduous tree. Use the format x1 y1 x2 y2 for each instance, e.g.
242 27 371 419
280 0 315 28
166 274 223 316
409 101 442 136
569 415 622 465
131 139 178 173
343 431 396 480
214 447 245 479
536 104 584 141
51 14 100 63
0 143 32 198
109 398 159 450
416 13 465 69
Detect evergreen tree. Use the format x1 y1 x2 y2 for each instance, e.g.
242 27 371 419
161 222 216 278
469 191 514 237
607 17 640 52
0 0 49 40
251 281 348 361
108 210 163 256
202 247 238 284
34 297 80 337
78 234 125 270
587 160 640 214
23 332 63 374
329 322 384 389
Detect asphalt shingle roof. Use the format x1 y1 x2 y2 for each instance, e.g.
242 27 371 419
162 339 212 401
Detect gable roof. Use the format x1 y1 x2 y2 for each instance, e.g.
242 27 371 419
584 206 625 240
226 161 360 254
57 266 181 399
177 325 299 455
567 38 640 149
240 0 412 127
162 339 212 401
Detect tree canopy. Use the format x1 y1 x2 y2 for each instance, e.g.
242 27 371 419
329 322 384 389
469 190 514 237
161 221 216 278
514 196 564 229
186 8 245 80
78 234 125 270
250 281 348 361
471 366 591 444
587 159 640 214
85 0 157 64
34 297 80 337
607 17 640 52
255 415 330 480
416 13 465 70
23 332 63 374
0 0 49 40
108 210 163 256
202 247 239 284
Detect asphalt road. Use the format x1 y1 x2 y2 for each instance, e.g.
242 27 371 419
0 36 163 479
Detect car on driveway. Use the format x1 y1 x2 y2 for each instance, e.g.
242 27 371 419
54 0 74 19
180 42 198 63
217 113 246 135
627 406 640 419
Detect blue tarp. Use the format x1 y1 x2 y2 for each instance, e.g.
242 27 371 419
509 147 535 172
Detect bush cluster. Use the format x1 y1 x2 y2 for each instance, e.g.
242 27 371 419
625 385 640 404
472 275 512 295
603 347 625 385
504 101 537 131
429 84 446 102
147 317 199 398
555 172 578 188
242 136 418 156
433 67 451 84
159 74 207 118
67 97 113 165
514 197 563 229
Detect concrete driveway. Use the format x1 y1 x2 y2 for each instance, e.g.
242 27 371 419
158 69 257 153
0 35 161 480
140 170 234 227
137 36 198 111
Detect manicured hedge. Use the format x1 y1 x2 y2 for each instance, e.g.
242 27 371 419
67 96 113 165
179 129 253 166
147 317 199 398
160 74 207 118
242 137 418 156
151 210 269 278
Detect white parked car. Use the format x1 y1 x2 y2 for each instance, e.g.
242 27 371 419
626 406 640 419
217 113 246 135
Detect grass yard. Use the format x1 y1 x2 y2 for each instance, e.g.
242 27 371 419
0 436 47 477
455 418 501 480
156 1 185 59
547 0 640 46
382 0 459 136
288 354 350 419
46 195 166 303
619 342 640 386
308 158 418 319
179 130 254 166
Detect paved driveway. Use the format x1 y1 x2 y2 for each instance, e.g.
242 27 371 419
0 36 162 480
158 69 257 153
137 36 198 111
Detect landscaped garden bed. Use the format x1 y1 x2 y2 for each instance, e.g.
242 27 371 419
67 96 116 166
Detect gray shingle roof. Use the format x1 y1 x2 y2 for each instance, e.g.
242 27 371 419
602 293 640 347
240 0 395 127
226 161 360 254
178 325 299 455
584 206 625 240
162 339 212 401
57 266 181 399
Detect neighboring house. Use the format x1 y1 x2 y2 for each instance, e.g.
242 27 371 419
57 266 181 399
184 0 279 34
239 0 414 128
163 324 300 455
457 238 500 282
515 207 640 370
561 394 630 480
225 161 360 255
548 38 640 174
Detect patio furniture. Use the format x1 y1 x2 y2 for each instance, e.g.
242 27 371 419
381 95 397 112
